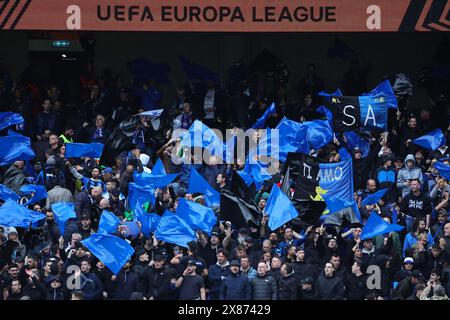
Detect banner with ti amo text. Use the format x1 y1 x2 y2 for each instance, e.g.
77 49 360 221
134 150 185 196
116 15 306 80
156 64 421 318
0 0 449 32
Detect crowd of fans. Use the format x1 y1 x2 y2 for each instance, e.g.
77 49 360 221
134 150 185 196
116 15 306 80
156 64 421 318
0 54 450 301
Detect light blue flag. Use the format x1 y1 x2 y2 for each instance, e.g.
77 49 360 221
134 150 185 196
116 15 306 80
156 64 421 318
20 185 48 206
361 189 388 206
128 183 156 211
362 80 398 109
81 234 135 275
65 143 104 158
51 202 76 235
252 102 276 129
0 112 24 131
361 212 404 240
180 120 224 156
151 158 166 176
188 168 220 207
240 158 272 190
265 184 299 231
0 184 20 202
98 210 121 235
358 95 388 131
412 129 446 151
176 198 217 234
434 161 450 181
0 198 45 228
154 214 196 248
343 131 371 158
0 134 35 166
133 171 179 188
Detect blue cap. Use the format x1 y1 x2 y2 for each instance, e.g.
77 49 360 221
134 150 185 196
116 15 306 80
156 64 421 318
102 167 113 174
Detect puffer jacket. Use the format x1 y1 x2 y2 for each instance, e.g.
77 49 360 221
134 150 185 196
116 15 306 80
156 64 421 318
396 154 423 197
250 274 278 300
2 164 28 193
220 272 251 300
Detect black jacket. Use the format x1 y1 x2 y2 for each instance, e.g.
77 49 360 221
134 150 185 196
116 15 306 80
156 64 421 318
316 272 344 300
220 272 251 300
278 273 298 300
144 265 177 300
250 274 278 300
346 273 368 300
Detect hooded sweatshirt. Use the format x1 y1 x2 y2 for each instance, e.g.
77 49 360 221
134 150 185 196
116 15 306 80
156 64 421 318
396 154 424 197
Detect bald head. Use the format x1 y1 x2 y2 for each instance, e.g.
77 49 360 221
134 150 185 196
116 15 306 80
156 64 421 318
90 187 103 200
367 179 377 192
444 223 450 237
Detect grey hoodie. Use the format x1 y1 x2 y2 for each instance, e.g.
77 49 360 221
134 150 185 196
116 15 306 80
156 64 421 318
396 154 423 197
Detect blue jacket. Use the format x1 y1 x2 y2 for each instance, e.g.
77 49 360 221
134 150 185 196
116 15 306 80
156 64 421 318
113 269 141 300
220 272 251 300
80 272 104 300
403 232 434 258
208 263 231 299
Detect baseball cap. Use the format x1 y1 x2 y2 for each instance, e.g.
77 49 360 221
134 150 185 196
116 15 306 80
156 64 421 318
403 257 414 264
211 231 219 237
230 260 240 267
187 260 197 267
102 167 113 174
261 192 270 200
153 254 163 261
244 236 254 243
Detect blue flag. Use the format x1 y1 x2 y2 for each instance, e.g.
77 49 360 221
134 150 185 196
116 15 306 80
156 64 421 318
127 58 171 85
361 212 404 240
343 131 371 158
252 102 277 129
361 189 388 206
0 198 45 228
179 56 220 83
434 161 450 181
318 89 343 98
265 184 299 231
137 212 161 236
273 117 309 161
304 119 334 150
318 156 354 203
20 185 48 206
363 80 398 109
391 208 398 225
98 210 121 235
51 202 76 235
188 168 220 207
81 234 135 275
176 198 217 234
180 120 224 156
122 221 141 239
239 158 272 190
0 112 24 131
128 183 156 211
154 214 196 248
133 172 179 189
412 129 446 151
0 134 35 166
316 105 334 124
0 184 20 202
324 94 389 132
151 158 166 176
66 143 104 159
